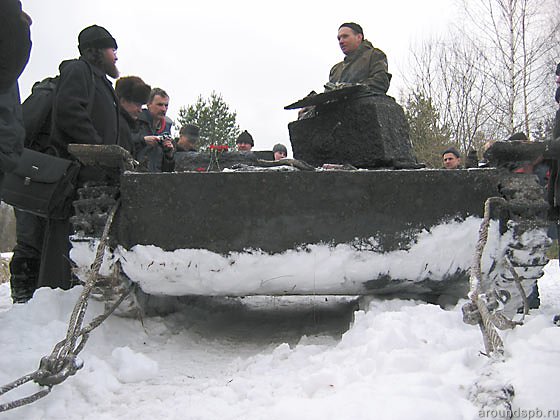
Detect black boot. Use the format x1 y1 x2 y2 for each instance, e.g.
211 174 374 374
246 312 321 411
9 258 40 304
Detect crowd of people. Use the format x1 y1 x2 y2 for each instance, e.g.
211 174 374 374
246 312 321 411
1 1 560 314
0 2 297 302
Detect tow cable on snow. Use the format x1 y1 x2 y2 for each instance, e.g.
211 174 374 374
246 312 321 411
0 200 130 413
463 197 524 355
462 197 531 417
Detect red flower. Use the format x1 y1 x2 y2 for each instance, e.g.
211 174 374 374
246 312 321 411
209 144 229 151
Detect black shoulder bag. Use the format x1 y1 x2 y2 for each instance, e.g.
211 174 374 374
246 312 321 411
1 149 80 219
1 60 95 219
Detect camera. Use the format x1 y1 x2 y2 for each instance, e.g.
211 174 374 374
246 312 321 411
155 134 172 144
155 134 174 150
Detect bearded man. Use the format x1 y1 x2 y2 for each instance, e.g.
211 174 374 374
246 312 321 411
50 24 120 157
34 25 121 292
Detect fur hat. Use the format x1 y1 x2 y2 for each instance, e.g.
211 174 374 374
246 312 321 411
272 143 287 155
180 124 200 139
442 147 461 158
78 25 117 54
236 130 254 146
114 76 151 104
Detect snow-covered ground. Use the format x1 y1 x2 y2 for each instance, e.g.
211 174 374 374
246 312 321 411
0 262 559 420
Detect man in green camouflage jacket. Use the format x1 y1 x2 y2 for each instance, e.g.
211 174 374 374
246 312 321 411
327 22 391 94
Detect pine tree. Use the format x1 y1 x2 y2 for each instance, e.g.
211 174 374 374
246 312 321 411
404 91 451 168
176 92 241 150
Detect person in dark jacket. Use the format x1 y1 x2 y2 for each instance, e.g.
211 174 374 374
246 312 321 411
136 88 175 171
0 0 32 188
176 124 200 152
327 22 391 94
114 76 151 153
1 0 32 303
50 25 120 158
442 147 462 169
273 143 287 160
236 130 254 152
544 63 560 325
546 64 560 222
11 24 122 299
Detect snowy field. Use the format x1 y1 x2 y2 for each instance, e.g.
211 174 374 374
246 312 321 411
0 262 559 420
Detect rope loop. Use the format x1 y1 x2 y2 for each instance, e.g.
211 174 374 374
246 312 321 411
34 355 84 387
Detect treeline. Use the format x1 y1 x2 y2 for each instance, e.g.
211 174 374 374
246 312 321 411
402 0 560 168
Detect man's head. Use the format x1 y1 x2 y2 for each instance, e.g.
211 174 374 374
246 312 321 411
78 25 119 79
442 147 461 169
273 143 287 160
115 76 151 119
147 88 170 121
178 124 200 152
236 130 254 151
337 22 364 55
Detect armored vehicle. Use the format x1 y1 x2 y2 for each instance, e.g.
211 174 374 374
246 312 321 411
69 87 550 316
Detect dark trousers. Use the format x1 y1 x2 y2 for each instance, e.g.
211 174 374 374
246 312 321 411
13 209 45 260
38 217 72 289
13 208 73 290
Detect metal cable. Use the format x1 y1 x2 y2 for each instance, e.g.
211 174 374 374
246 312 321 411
0 200 130 412
468 197 509 355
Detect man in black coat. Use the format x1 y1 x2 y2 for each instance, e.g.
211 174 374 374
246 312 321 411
42 25 122 290
0 0 32 189
50 25 120 157
1 1 33 303
11 25 122 300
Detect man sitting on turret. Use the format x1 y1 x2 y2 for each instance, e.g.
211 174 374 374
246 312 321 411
326 22 392 94
298 22 392 119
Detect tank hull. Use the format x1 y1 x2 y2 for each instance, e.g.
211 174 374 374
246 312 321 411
66 144 550 315
116 169 506 253
79 167 547 313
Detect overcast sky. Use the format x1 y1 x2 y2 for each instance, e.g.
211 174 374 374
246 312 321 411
19 0 456 152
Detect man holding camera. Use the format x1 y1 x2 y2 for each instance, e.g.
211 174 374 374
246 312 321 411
136 87 175 172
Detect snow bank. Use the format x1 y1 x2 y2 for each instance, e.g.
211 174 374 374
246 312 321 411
0 261 558 419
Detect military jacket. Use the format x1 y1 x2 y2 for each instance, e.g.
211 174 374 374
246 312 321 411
329 40 391 94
